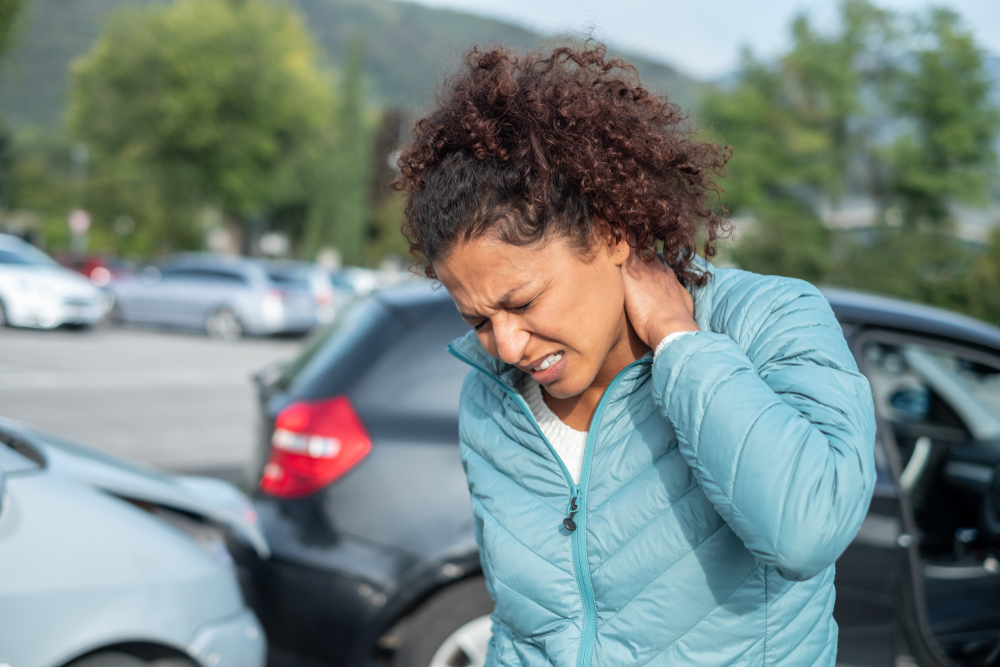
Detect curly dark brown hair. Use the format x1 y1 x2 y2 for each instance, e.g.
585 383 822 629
393 43 730 287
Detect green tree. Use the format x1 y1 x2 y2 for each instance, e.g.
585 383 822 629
704 0 1000 323
303 33 371 264
67 0 334 252
887 9 1000 226
0 0 24 58
0 0 26 211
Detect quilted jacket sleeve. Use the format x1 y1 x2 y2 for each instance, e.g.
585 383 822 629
650 275 876 581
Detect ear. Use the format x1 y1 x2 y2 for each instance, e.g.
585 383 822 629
594 217 631 267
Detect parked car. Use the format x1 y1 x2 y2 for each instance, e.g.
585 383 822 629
232 282 1000 667
327 267 415 312
107 254 296 340
0 234 109 329
262 261 336 332
0 416 269 667
57 253 137 287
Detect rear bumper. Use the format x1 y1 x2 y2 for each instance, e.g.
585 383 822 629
188 608 267 667
228 537 381 666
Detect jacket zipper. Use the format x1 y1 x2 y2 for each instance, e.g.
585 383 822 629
447 345 652 667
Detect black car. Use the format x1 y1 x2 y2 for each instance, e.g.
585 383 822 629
228 281 1000 667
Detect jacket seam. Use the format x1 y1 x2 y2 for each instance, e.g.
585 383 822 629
596 521 727 631
631 563 763 667
474 498 575 577
692 367 750 456
591 481 701 575
463 443 567 517
589 444 674 515
764 564 770 667
772 429 810 563
726 402 781 498
492 573 572 620
657 341 704 406
739 282 796 345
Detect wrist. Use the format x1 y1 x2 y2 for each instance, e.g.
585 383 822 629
647 319 700 350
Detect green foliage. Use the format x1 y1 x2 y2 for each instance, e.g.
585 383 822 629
888 9 1000 225
67 0 334 251
0 0 703 130
728 209 831 284
303 33 371 264
705 0 1000 323
0 0 25 58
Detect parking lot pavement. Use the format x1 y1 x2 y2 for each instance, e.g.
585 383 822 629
0 325 301 486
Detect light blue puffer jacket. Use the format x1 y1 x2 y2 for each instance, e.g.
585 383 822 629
447 263 877 667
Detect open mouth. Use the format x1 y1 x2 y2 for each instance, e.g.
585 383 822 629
531 352 564 372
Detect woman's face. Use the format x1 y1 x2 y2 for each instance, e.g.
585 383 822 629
434 231 640 399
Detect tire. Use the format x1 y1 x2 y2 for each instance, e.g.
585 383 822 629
104 302 124 328
65 652 148 667
0 299 7 327
66 652 196 667
394 576 495 667
205 306 243 340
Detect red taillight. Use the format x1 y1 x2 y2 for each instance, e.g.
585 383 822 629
259 396 371 499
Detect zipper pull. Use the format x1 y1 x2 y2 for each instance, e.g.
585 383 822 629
563 494 578 532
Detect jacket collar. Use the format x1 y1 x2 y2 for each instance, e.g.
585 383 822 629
447 256 717 389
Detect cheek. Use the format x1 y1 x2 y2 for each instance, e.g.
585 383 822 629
477 331 497 356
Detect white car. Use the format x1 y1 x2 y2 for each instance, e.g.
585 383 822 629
0 234 108 329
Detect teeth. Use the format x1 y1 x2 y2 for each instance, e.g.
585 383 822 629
533 353 563 372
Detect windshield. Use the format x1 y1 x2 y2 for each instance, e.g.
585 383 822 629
0 242 59 268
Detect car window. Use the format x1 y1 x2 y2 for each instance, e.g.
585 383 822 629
281 297 407 399
163 267 247 285
0 244 58 267
267 270 310 289
351 300 471 419
0 249 31 265
864 341 1000 441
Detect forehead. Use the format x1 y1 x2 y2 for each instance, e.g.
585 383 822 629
434 236 561 313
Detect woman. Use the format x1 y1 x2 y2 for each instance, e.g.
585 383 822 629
394 44 876 667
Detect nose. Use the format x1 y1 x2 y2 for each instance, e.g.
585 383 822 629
491 314 530 366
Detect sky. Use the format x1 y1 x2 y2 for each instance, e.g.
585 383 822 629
407 0 1000 80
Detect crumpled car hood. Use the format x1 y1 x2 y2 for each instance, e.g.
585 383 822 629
0 417 270 558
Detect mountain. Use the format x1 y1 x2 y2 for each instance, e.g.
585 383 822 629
0 0 704 130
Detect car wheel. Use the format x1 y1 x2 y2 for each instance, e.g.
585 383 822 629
206 306 243 340
394 576 494 667
0 299 7 327
104 302 124 328
65 652 149 667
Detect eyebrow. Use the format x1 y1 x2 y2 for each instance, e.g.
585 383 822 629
457 280 534 321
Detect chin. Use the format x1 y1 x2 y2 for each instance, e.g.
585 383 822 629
543 375 588 399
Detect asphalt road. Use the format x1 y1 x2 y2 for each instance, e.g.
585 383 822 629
0 324 302 487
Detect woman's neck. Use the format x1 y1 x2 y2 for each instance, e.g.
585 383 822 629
542 315 649 431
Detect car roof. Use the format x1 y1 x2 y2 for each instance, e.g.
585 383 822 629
161 252 265 274
370 280 1000 353
821 286 1000 353
0 233 29 249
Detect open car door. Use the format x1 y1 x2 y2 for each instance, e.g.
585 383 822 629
847 328 1000 667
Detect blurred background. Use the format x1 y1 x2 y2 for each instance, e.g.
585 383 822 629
1 2 1000 667
0 0 997 320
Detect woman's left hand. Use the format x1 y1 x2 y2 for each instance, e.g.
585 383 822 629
622 252 700 350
